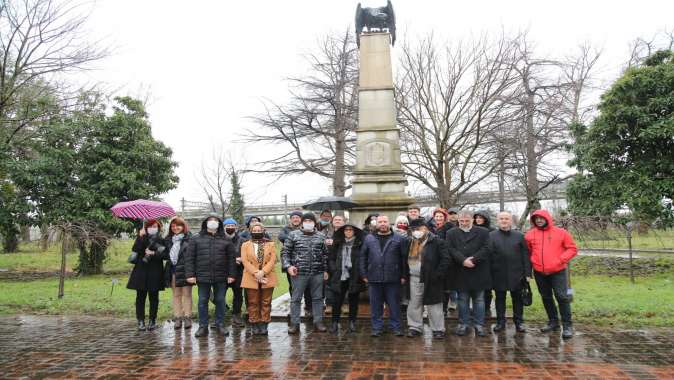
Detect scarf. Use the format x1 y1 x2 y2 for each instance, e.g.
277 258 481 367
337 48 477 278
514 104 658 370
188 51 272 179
169 233 184 265
340 237 355 281
408 236 428 258
255 241 265 266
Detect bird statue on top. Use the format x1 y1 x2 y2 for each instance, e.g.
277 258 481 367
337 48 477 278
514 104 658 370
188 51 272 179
355 0 396 47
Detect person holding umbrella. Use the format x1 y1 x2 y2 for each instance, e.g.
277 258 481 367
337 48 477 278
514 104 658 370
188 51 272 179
127 219 167 331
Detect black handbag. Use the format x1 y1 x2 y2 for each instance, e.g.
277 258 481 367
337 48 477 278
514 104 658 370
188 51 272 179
521 277 533 306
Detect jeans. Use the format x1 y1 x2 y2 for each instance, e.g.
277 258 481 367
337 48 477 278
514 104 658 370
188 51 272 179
226 281 243 315
495 289 524 325
197 282 226 327
458 289 485 327
287 272 312 312
534 269 572 326
331 280 360 322
368 282 401 332
135 290 159 321
290 273 324 325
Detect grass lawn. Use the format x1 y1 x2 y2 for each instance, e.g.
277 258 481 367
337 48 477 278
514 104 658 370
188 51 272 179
571 228 674 250
0 263 289 320
0 240 133 273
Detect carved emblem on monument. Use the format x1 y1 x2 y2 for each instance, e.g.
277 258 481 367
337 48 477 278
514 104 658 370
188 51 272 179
365 141 391 166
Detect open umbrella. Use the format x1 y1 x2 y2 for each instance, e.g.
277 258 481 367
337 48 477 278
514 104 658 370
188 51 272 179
110 199 176 220
302 196 359 211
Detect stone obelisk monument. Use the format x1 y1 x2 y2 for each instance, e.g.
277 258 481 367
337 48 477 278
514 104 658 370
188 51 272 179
350 30 414 223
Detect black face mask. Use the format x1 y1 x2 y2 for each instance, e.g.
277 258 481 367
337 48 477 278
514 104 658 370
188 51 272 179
225 228 236 235
251 232 264 240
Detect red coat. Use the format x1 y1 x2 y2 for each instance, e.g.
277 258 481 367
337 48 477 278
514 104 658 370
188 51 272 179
524 210 578 274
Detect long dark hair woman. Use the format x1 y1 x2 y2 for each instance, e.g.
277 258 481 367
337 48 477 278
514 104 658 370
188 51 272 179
127 219 167 331
163 217 193 330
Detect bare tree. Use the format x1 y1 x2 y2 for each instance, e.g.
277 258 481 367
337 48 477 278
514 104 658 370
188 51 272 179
0 0 107 148
197 149 246 220
396 33 521 208
245 29 358 196
506 37 601 227
626 30 674 68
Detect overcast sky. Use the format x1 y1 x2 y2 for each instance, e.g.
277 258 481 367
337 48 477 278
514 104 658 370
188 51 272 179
82 0 673 209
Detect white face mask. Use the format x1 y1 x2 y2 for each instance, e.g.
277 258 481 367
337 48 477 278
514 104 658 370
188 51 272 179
206 220 219 231
146 227 158 236
412 230 425 240
302 222 315 231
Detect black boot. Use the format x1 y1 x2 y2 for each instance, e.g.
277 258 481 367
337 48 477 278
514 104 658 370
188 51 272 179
330 321 339 334
137 320 146 331
260 323 268 336
562 325 574 339
515 323 526 333
183 317 192 329
147 319 157 331
492 321 506 333
540 321 560 333
194 326 208 337
216 324 229 336
174 317 183 330
348 320 357 333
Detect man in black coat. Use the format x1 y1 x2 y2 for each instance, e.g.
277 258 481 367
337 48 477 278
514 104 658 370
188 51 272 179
403 219 450 339
185 216 237 337
446 210 492 337
490 211 531 333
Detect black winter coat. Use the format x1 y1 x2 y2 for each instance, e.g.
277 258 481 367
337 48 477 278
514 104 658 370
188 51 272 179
184 217 237 284
327 224 366 294
163 232 192 288
281 230 328 275
359 232 406 283
446 226 492 291
127 235 167 292
489 229 531 291
224 233 244 285
403 234 451 305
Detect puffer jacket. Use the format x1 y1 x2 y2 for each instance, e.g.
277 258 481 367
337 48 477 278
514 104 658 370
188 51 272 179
525 209 578 275
281 229 328 275
184 216 237 284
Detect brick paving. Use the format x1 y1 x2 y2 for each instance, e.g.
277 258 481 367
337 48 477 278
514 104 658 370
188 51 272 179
0 315 672 379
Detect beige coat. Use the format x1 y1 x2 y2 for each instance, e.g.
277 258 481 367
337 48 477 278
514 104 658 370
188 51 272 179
240 240 278 289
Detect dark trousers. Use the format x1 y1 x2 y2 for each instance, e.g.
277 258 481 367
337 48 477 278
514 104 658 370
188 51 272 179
331 280 360 322
484 289 493 316
368 282 401 332
226 281 243 315
287 272 312 312
135 289 159 321
197 282 226 327
495 289 524 325
534 269 572 326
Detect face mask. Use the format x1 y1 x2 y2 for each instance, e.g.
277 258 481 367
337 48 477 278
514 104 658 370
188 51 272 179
412 230 425 240
319 220 330 226
302 222 315 231
206 220 219 230
370 219 377 226
251 232 264 240
225 228 236 235
146 227 158 236
397 224 408 231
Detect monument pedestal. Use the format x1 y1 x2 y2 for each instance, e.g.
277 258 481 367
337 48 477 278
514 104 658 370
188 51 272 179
350 32 414 224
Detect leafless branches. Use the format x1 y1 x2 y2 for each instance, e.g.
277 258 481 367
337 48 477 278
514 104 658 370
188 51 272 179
196 149 246 220
245 29 358 196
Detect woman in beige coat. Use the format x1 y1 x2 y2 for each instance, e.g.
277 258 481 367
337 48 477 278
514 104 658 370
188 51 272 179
240 222 278 335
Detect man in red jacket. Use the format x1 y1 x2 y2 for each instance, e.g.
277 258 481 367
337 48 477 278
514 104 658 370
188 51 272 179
525 209 578 339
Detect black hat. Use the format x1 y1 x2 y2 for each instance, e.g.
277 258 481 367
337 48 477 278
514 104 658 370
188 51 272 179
289 210 303 218
302 212 317 223
409 218 426 229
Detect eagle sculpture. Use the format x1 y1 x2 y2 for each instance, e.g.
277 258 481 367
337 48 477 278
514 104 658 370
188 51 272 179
355 0 396 47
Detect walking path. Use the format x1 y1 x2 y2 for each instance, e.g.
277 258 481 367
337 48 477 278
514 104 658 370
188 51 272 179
0 315 672 379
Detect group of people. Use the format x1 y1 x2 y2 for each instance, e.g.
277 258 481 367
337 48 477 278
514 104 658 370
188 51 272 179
126 204 578 340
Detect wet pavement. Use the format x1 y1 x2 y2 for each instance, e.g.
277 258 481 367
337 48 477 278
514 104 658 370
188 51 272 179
0 315 672 379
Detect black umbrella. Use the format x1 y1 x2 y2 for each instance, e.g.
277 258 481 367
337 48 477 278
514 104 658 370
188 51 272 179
302 196 359 211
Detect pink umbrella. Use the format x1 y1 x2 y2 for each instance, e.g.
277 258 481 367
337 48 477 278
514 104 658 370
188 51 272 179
110 199 176 220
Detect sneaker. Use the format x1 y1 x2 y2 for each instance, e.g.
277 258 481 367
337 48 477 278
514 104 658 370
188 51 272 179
174 317 183 330
492 322 506 333
137 320 146 331
515 323 526 333
147 319 157 331
454 324 467 336
540 322 561 333
475 325 488 337
407 329 422 338
314 322 327 333
183 317 192 329
432 331 446 339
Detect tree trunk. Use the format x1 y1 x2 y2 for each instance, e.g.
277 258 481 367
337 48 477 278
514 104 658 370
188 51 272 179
333 127 347 196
